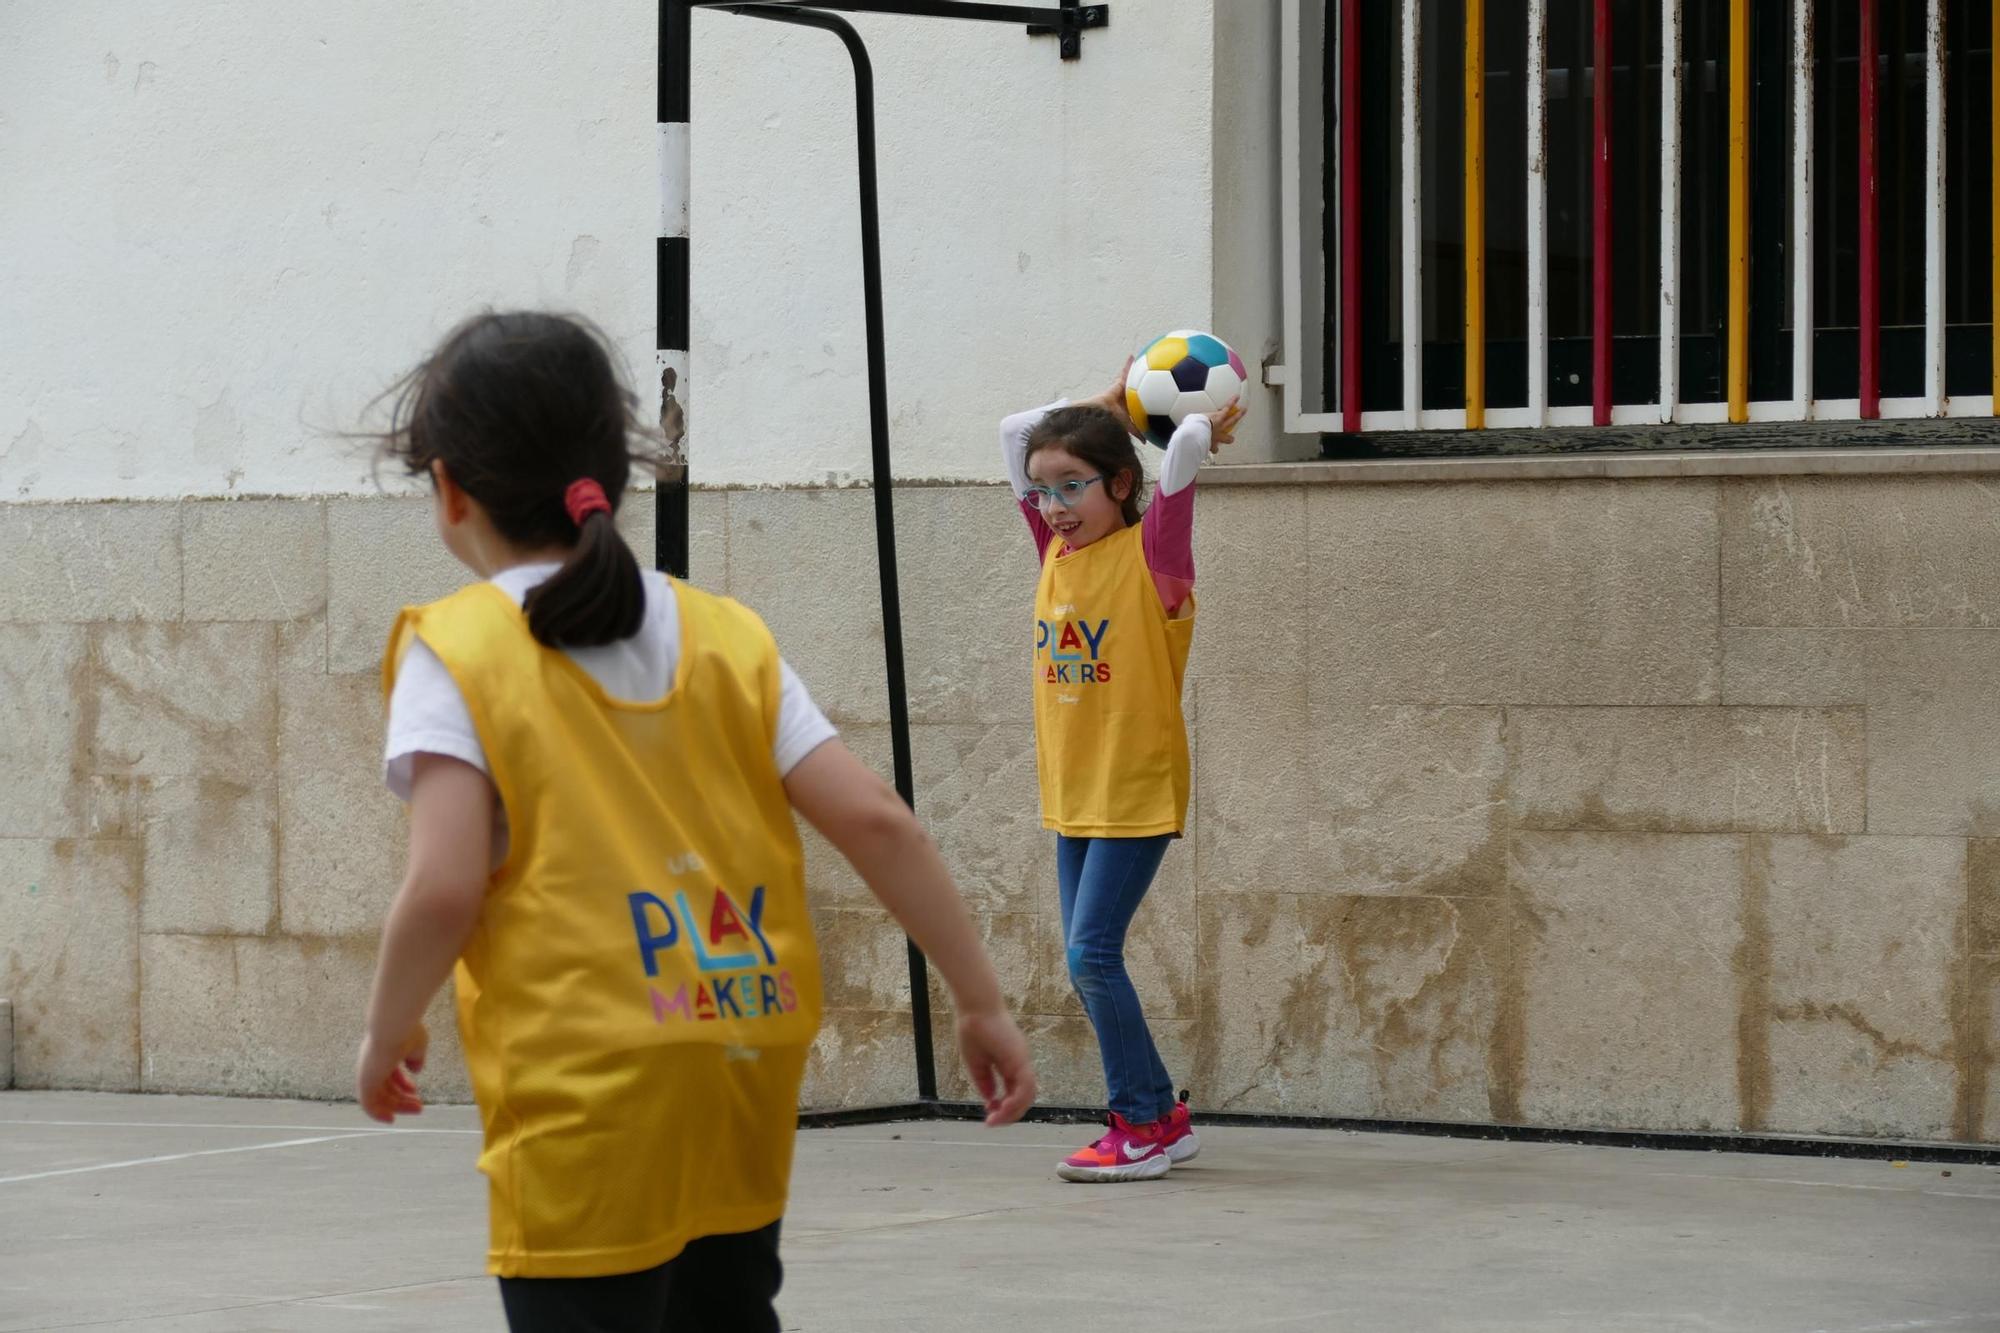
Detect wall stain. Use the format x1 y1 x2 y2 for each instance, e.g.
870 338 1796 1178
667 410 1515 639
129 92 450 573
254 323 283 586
1735 834 1774 1131
66 632 104 834
1395 823 1508 900
1273 958 1336 1063
1189 900 1229 1100
1485 768 1527 1124
1253 895 1333 1104
1949 953 1991 1143
111 840 141 908
1566 791 1680 835
1196 825 1517 1118
188 776 254 847
1196 892 1328 1111
263 624 283 935
1486 881 1527 1125
1332 893 1494 1118
1770 1000 1947 1063
1952 839 1995 1141
88 626 263 771
1966 839 2000 957
2 838 140 1087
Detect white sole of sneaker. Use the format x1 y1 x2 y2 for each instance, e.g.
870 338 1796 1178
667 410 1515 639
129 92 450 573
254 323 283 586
1166 1134 1200 1164
1055 1153 1173 1183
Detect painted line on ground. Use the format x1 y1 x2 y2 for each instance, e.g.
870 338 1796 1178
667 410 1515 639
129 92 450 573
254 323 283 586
0 1118 479 1136
0 1132 384 1185
1646 1169 2000 1201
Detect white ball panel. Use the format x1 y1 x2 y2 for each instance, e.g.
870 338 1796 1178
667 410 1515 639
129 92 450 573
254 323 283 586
1171 389 1219 423
1135 369 1181 415
1203 363 1244 404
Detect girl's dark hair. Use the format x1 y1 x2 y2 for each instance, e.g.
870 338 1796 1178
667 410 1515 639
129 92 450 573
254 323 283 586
377 311 654 649
1024 404 1146 527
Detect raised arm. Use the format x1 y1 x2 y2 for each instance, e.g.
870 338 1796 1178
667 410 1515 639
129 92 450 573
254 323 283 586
1142 399 1243 616
1139 415 1208 616
1001 399 1066 556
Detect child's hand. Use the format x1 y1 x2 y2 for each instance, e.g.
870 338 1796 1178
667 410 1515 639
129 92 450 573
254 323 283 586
955 1005 1037 1127
1206 398 1246 452
1094 356 1140 439
356 1023 429 1124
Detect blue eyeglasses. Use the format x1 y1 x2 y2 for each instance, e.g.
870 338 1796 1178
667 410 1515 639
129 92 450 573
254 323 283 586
1023 474 1109 511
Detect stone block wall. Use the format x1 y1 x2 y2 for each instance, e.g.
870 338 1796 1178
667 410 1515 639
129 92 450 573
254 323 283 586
1 474 1994 1142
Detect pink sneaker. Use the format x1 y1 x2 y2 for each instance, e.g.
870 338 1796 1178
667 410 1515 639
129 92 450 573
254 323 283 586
1056 1112 1171 1182
1158 1091 1200 1164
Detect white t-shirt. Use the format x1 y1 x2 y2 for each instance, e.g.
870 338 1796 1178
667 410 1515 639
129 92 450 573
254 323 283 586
383 563 836 859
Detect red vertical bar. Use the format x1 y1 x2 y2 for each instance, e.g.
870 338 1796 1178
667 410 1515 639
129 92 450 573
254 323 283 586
1593 0 1613 425
1859 0 1880 417
1341 0 1363 432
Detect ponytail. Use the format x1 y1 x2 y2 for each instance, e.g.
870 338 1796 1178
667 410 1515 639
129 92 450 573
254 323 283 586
371 311 660 649
523 479 646 648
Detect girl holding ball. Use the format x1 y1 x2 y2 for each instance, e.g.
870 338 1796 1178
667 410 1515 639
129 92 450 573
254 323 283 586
1000 351 1243 1182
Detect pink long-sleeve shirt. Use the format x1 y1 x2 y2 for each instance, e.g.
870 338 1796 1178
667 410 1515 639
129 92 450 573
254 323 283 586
999 401 1210 615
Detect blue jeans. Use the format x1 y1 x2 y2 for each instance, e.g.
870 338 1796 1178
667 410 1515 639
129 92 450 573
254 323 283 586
1057 833 1178 1124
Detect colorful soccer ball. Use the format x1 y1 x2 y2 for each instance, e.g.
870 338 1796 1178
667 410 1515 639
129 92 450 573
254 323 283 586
1124 330 1248 448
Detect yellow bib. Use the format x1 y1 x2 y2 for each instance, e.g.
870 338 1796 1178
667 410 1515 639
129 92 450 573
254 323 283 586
382 579 824 1278
1031 523 1194 837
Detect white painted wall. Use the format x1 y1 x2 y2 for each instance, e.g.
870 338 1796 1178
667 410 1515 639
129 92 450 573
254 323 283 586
3 3 654 501
2 1 1278 501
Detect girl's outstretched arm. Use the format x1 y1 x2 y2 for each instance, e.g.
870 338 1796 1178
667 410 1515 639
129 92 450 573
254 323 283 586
1142 399 1243 616
355 753 493 1123
1001 400 1064 556
784 738 1036 1126
1140 415 1211 617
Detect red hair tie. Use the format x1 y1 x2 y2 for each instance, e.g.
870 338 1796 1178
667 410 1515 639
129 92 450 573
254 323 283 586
564 478 612 526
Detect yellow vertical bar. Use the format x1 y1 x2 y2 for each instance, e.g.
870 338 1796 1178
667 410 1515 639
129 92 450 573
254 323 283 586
1728 0 1750 421
1993 0 1999 410
1466 0 1487 427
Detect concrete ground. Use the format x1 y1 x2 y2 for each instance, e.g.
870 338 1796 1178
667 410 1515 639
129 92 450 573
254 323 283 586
0 1092 1996 1332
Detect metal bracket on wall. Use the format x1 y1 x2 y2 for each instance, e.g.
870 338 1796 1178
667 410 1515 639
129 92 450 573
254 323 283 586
700 1 1108 60
1026 1 1109 60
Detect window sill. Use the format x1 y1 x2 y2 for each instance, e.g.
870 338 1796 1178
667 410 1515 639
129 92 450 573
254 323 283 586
1205 447 2000 486
1211 419 2000 485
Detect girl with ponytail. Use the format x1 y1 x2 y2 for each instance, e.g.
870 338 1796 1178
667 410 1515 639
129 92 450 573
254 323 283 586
357 311 1033 1330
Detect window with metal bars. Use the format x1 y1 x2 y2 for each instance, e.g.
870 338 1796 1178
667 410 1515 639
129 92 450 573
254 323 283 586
1312 0 1994 446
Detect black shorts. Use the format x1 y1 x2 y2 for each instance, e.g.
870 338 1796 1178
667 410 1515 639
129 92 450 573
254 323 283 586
497 1221 783 1333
